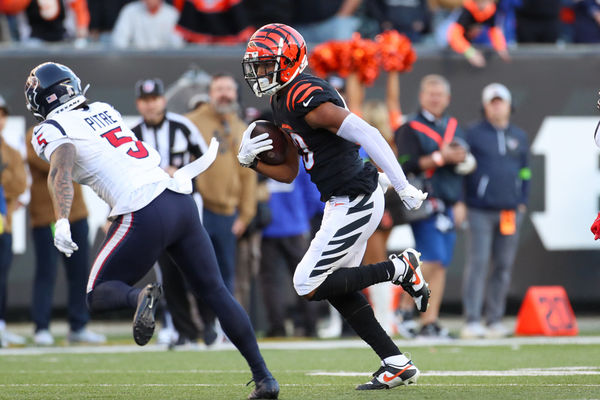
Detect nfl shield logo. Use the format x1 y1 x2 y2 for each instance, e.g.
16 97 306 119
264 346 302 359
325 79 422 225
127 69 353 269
46 93 58 103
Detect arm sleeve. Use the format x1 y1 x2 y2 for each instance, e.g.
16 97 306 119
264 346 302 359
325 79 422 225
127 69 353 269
69 0 90 28
394 123 422 174
337 113 408 191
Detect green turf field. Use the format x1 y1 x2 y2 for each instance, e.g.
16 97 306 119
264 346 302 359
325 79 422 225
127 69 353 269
1 340 599 400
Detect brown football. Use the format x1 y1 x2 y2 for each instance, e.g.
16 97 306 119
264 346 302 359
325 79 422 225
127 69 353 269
250 120 288 165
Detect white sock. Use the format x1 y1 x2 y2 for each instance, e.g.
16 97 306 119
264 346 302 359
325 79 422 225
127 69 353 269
383 354 410 367
0 319 6 331
389 256 407 279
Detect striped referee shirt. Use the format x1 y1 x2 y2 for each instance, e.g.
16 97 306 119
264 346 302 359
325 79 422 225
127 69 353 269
131 111 207 169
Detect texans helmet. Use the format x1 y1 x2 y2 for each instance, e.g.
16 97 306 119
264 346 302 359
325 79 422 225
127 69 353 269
25 62 87 121
242 23 307 97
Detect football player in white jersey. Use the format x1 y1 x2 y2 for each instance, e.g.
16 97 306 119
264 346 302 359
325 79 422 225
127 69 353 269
25 62 279 400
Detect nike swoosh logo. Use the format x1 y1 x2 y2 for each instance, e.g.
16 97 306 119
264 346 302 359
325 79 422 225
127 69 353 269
403 255 420 285
382 364 412 383
302 97 314 107
334 202 344 206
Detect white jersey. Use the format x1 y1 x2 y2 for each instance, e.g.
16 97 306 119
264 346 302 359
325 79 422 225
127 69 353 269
31 101 178 217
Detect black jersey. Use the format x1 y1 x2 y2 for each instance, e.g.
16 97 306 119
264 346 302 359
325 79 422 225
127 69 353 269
271 73 378 202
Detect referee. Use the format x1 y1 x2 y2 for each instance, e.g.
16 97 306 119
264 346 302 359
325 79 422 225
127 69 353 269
132 78 208 346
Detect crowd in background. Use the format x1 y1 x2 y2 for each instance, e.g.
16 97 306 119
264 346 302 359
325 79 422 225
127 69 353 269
0 0 599 50
0 0 540 348
0 51 531 345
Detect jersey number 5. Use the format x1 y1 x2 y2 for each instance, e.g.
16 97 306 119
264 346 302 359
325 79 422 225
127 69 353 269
101 127 149 159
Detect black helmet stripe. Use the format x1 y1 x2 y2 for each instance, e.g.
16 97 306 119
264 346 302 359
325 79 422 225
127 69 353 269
272 25 300 48
253 34 280 47
257 25 299 49
251 41 276 54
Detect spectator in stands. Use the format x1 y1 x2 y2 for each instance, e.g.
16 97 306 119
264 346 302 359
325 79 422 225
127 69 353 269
131 78 210 346
243 0 293 28
292 0 361 44
461 83 530 339
0 95 27 347
447 0 510 68
573 0 600 43
26 128 106 346
24 0 89 45
88 0 133 44
366 0 432 42
112 0 182 49
516 0 561 43
175 0 253 44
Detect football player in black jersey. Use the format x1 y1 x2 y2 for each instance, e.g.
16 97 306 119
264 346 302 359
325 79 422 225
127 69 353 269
238 24 429 390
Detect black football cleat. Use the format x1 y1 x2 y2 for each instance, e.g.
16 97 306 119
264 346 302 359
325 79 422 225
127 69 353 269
132 283 162 346
247 376 279 399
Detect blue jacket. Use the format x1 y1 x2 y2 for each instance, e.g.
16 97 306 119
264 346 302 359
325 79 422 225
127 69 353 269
262 167 324 238
465 120 530 210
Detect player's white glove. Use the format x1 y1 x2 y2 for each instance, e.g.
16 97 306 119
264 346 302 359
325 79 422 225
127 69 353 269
54 218 78 257
396 183 428 210
237 122 273 168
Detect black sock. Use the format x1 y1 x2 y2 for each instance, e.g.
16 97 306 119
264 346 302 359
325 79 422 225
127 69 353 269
311 261 394 301
328 291 400 359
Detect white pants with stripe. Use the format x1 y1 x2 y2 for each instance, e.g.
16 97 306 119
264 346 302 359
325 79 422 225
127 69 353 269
293 185 384 296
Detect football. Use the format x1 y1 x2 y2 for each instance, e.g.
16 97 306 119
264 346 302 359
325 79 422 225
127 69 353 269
250 120 288 165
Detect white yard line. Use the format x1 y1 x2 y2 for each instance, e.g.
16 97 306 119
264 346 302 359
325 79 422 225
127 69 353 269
0 383 598 388
309 366 600 377
2 336 600 355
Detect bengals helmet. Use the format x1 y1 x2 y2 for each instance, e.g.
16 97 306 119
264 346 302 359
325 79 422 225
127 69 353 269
242 24 308 97
25 62 87 121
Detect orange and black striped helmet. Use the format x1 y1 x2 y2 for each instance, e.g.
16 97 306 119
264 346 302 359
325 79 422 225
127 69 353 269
242 23 307 97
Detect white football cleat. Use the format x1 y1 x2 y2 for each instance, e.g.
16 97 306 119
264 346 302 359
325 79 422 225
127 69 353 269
356 355 420 390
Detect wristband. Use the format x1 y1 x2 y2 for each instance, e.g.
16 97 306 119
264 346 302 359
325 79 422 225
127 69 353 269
431 151 444 167
464 47 476 59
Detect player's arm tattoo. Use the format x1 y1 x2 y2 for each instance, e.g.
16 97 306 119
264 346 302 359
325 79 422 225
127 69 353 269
48 143 76 221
